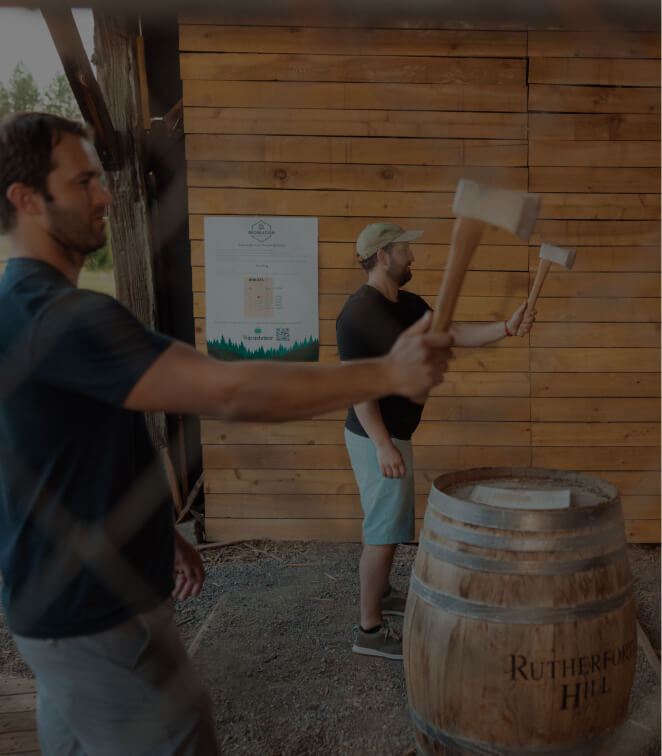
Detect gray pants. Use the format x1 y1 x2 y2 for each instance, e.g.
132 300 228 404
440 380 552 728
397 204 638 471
13 601 218 756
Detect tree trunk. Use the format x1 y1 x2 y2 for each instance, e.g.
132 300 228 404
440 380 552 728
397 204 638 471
92 13 167 448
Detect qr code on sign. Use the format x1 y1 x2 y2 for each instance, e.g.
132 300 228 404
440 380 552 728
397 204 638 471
276 328 291 342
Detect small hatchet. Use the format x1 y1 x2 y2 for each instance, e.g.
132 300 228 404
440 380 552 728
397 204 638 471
430 179 540 333
517 244 576 335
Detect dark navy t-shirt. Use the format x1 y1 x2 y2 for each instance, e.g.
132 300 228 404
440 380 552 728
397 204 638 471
336 284 430 440
0 258 174 638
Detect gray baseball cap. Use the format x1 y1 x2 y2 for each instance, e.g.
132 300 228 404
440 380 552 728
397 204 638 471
356 222 423 260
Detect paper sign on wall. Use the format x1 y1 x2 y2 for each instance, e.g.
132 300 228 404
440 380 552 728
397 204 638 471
204 217 319 361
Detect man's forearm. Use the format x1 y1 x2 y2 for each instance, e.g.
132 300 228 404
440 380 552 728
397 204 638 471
125 312 452 419
354 400 406 478
210 358 401 422
354 400 392 448
449 320 508 347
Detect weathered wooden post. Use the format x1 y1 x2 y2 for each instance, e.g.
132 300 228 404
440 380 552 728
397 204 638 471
92 13 169 452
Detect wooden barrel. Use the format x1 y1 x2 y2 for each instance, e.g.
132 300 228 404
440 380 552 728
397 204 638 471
403 467 636 756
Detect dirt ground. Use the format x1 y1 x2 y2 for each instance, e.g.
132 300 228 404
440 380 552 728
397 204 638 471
1 537 660 755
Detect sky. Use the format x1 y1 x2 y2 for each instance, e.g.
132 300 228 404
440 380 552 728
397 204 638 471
0 8 94 89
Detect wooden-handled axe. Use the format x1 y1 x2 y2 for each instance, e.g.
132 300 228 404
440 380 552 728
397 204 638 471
430 179 540 333
518 244 576 335
413 180 540 404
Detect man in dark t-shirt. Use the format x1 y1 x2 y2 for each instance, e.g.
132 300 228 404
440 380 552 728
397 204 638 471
337 222 536 660
0 257 175 637
0 114 453 754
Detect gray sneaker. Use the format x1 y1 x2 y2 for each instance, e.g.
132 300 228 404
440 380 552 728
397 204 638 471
381 588 407 617
352 621 403 660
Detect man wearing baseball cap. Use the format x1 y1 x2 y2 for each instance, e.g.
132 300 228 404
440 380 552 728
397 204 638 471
336 221 536 660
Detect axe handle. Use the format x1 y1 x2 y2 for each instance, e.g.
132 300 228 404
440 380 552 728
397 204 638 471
431 216 485 332
412 215 484 404
520 257 552 331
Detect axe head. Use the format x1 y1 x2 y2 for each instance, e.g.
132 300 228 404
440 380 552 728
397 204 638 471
452 179 540 241
540 243 576 269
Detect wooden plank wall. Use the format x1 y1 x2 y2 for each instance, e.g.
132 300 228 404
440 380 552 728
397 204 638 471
526 30 661 544
179 20 661 543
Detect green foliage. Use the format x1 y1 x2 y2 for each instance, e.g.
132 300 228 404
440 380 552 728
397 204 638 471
0 63 80 120
43 73 81 120
84 236 113 271
0 83 10 116
0 62 41 116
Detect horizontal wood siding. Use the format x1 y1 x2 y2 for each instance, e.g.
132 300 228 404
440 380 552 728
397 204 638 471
180 22 660 543
527 28 660 543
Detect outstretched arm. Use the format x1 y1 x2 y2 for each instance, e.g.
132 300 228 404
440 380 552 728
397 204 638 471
124 311 453 421
449 302 536 347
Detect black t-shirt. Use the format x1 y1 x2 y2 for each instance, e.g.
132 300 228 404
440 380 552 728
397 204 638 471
336 284 430 440
0 258 174 638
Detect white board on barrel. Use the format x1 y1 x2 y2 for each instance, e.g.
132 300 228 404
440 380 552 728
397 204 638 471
470 485 572 510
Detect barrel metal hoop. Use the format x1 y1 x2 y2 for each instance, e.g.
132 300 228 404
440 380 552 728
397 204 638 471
427 488 622 533
419 533 629 576
409 703 607 756
409 572 634 624
424 509 626 553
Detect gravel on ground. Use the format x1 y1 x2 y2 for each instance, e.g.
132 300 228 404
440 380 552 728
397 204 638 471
1 540 659 755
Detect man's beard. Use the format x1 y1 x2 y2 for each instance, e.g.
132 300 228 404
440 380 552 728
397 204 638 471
44 200 107 256
389 265 412 287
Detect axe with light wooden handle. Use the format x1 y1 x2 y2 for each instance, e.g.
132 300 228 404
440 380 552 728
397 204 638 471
517 244 576 336
413 180 540 404
430 179 540 333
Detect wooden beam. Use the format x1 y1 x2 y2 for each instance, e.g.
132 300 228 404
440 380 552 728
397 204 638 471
41 9 121 171
176 473 204 524
26 1 662 31
92 12 168 449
